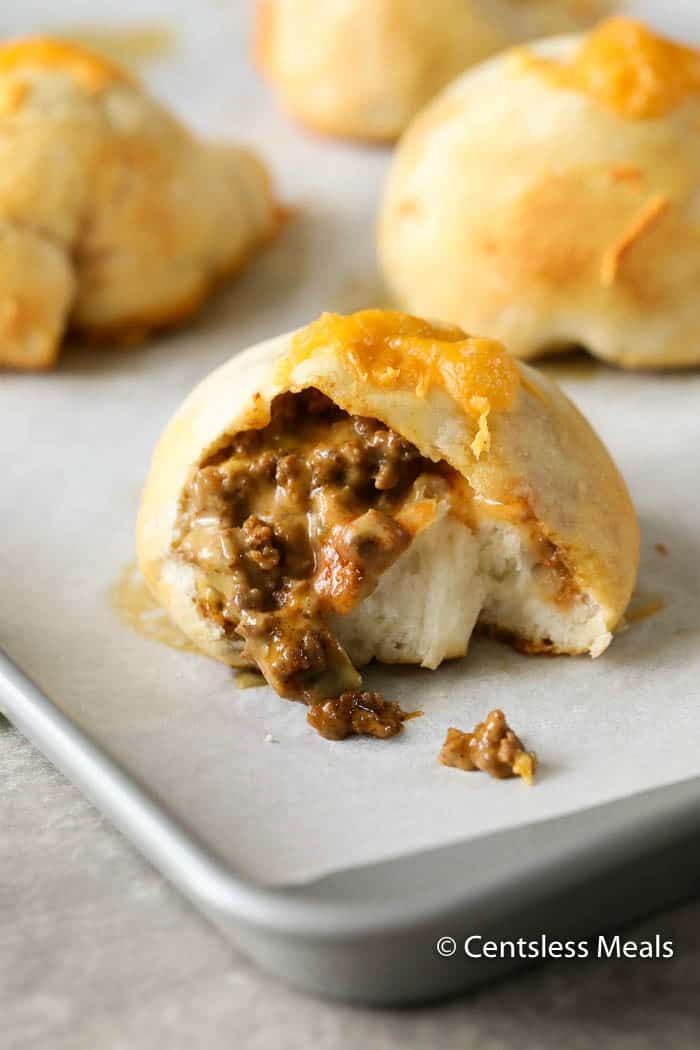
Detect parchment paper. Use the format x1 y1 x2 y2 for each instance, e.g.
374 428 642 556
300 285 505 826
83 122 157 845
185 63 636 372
1 0 699 886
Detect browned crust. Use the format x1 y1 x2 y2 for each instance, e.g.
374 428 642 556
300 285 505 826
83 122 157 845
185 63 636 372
476 621 584 656
266 92 402 145
72 280 211 348
253 0 274 75
261 83 401 144
282 108 401 146
70 202 284 351
253 1 400 144
0 353 60 373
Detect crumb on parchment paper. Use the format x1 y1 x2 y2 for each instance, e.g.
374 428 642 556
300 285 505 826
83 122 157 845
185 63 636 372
439 709 537 785
307 691 421 740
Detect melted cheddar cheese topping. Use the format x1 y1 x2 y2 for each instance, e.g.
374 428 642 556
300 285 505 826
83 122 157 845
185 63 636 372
0 37 129 94
523 17 700 119
286 310 520 424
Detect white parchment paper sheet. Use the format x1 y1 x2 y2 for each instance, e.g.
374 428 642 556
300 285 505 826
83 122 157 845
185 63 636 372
1 0 699 885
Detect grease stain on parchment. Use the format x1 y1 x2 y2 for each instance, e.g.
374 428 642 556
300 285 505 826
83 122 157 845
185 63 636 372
110 561 195 652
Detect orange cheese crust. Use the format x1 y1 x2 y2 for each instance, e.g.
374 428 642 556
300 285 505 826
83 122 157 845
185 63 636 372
0 37 130 94
284 310 520 419
522 17 700 119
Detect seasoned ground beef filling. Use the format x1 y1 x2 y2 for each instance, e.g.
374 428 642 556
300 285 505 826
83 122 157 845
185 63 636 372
176 389 454 703
307 691 413 740
439 710 537 784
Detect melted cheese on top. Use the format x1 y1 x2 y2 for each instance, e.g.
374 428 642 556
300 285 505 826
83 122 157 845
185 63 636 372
286 310 520 423
0 37 130 94
523 17 700 119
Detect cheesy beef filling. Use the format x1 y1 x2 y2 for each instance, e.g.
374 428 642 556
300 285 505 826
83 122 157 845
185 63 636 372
175 388 462 702
174 388 587 710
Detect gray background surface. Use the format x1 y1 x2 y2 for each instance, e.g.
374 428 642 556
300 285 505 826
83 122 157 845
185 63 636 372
3 717 699 1050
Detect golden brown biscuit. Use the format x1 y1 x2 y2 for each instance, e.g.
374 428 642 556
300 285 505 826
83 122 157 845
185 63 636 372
256 0 609 142
379 18 700 369
0 38 278 370
137 310 638 703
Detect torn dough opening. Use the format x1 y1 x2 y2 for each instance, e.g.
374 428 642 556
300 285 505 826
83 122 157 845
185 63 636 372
175 389 609 704
337 513 610 671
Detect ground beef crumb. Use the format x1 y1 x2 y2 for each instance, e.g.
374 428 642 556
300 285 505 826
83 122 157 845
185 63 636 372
307 690 415 740
439 709 537 784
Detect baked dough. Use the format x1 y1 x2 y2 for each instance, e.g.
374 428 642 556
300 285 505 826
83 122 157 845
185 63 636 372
137 310 638 702
379 18 700 369
255 0 609 141
0 38 278 370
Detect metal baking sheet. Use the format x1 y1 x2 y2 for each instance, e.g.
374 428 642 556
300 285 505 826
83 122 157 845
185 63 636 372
2 0 700 1004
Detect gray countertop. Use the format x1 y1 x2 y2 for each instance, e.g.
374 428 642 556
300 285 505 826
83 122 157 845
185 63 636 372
2 716 700 1050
